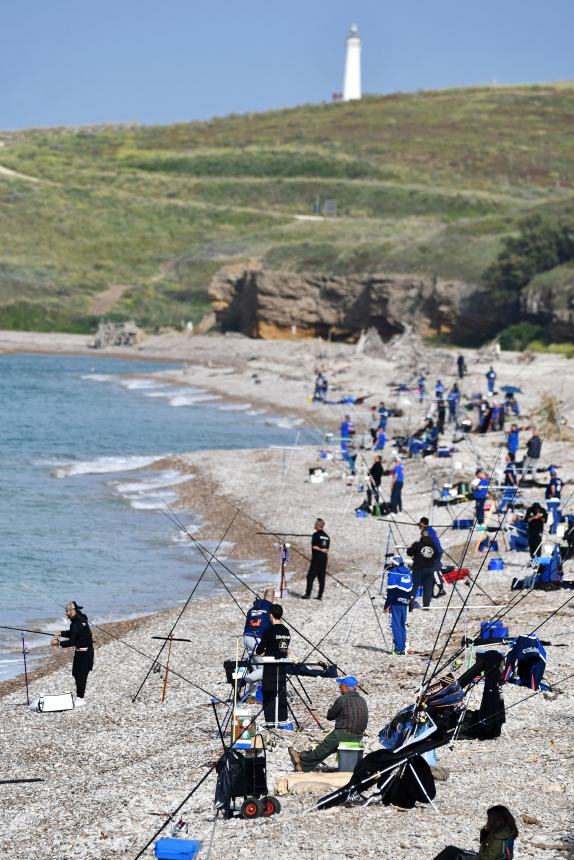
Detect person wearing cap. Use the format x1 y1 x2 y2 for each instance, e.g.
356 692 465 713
390 456 404 513
303 517 330 600
288 676 368 772
384 560 412 655
545 467 563 535
50 601 94 706
473 469 490 525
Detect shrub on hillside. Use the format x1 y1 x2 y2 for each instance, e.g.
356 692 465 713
484 214 574 294
498 321 546 351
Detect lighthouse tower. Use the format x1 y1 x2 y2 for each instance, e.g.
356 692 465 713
343 24 362 101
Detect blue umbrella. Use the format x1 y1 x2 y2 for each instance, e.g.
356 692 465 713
500 385 522 394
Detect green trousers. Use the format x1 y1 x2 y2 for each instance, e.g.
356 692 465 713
299 729 363 773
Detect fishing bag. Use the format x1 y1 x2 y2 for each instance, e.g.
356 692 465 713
29 692 75 712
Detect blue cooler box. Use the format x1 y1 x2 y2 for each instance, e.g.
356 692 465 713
453 519 473 530
480 621 509 639
155 838 202 859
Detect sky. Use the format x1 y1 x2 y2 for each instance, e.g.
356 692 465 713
1 0 572 130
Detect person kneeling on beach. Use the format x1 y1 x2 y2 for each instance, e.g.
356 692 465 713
288 676 368 772
51 601 94 707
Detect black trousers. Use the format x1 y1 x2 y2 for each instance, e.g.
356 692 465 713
306 561 326 598
262 664 287 724
529 530 543 558
72 650 94 698
412 567 435 607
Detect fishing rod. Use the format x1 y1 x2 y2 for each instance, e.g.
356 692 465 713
428 454 574 681
18 581 222 702
256 532 313 537
0 625 53 637
147 496 363 687
132 507 240 703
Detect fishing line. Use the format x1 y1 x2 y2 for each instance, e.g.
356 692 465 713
132 507 241 703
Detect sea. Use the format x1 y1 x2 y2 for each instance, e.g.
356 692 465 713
0 352 308 682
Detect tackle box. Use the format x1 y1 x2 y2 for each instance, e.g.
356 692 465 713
480 620 509 639
488 558 504 571
154 837 202 859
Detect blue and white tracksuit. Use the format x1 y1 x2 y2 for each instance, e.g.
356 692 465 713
385 565 413 653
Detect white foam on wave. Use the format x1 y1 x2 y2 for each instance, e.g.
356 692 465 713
80 373 113 383
169 393 221 407
144 386 203 399
118 378 170 391
52 454 165 479
247 409 266 416
218 403 252 412
264 416 304 429
129 490 179 510
114 470 194 495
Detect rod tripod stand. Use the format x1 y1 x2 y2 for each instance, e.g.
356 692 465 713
151 634 192 704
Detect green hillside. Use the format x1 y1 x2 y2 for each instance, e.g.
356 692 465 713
1 84 574 335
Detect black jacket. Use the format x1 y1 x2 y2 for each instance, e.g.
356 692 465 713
407 536 439 569
526 436 542 458
60 613 93 650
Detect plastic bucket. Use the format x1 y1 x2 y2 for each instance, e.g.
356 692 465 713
337 743 364 772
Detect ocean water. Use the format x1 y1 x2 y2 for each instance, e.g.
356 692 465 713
0 353 308 681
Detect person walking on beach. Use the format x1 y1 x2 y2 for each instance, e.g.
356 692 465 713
288 676 368 772
456 353 466 379
255 604 291 725
303 518 330 600
486 366 497 395
51 601 94 706
474 469 490 525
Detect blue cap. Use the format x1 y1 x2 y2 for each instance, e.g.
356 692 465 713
550 467 557 475
336 676 358 687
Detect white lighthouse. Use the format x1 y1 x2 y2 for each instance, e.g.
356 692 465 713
343 24 362 101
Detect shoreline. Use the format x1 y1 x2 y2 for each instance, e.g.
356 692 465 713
1 333 573 858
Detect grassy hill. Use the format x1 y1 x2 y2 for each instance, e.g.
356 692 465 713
1 83 574 336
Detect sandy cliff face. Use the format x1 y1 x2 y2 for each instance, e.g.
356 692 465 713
209 266 513 342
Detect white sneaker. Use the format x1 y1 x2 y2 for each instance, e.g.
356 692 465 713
75 698 86 708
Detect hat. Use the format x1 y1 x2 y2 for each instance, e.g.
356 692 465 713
336 676 358 687
549 467 557 475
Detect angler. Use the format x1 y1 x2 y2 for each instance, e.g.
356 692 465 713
51 601 94 707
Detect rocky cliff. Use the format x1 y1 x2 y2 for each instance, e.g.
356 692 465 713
209 265 517 342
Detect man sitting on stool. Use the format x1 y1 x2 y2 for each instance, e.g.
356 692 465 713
288 676 368 772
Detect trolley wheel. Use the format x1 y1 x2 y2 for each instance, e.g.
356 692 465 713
262 795 281 816
241 796 263 819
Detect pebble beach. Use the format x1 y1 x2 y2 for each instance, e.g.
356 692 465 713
0 329 573 859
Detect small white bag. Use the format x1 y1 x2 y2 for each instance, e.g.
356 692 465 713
29 692 75 713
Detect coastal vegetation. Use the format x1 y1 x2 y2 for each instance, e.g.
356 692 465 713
1 83 574 339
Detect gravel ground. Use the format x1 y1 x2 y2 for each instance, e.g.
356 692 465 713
1 334 573 859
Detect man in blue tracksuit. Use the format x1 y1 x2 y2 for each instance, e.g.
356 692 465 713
486 366 496 395
435 380 444 400
546 467 563 534
243 587 275 694
506 423 521 457
390 456 404 513
384 561 412 655
474 469 490 524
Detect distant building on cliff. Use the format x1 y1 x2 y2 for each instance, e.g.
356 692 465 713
343 24 362 101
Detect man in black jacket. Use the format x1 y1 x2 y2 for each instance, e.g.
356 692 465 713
366 455 383 509
407 529 439 609
304 518 330 600
51 601 94 706
524 502 548 558
256 604 291 725
522 431 542 482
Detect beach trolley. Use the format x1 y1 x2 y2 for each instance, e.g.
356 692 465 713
215 735 281 820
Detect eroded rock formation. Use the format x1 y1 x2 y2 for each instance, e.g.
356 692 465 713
209 265 514 342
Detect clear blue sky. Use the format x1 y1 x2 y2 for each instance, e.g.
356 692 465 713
1 0 572 130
